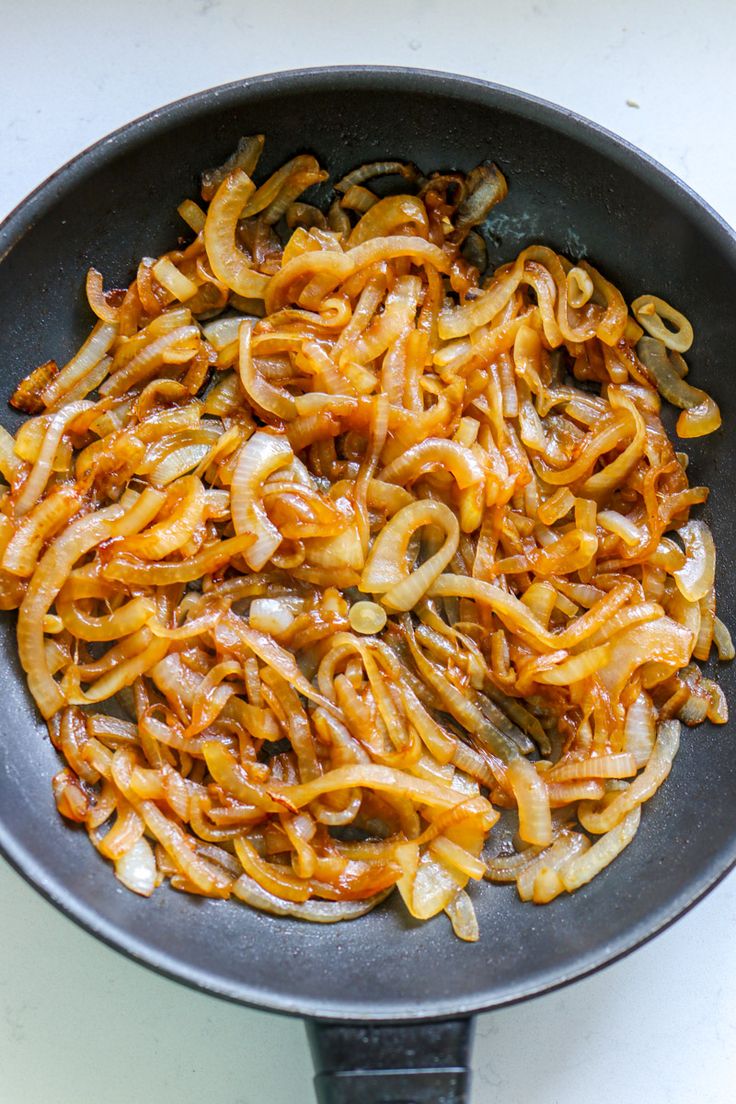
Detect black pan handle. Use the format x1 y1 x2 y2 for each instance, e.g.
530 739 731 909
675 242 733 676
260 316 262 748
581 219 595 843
307 1016 474 1104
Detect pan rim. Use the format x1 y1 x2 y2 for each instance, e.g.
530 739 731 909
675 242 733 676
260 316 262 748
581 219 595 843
1 63 735 1023
2 820 736 1022
2 65 735 255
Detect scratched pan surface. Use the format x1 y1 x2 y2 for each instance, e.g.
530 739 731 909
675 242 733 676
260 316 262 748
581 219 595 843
0 67 735 1023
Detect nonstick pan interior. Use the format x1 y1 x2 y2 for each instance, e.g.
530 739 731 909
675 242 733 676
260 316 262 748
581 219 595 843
1 67 735 1023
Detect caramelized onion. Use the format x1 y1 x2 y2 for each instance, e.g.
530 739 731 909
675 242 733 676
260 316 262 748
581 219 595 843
632 294 693 353
204 169 270 298
637 335 720 437
5 138 727 936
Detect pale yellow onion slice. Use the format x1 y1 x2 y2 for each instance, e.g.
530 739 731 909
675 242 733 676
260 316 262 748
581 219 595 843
0 424 24 482
429 836 486 881
444 889 479 942
240 154 323 218
597 509 644 547
340 184 379 214
231 430 294 570
704 679 728 724
107 486 168 537
203 169 270 298
713 617 735 661
114 836 158 897
577 721 681 835
74 631 170 706
177 198 206 233
598 618 693 700
233 873 392 922
260 165 328 226
516 830 590 901
536 413 629 487
673 519 716 602
561 807 642 893
14 400 93 515
202 316 243 351
623 692 657 769
507 758 552 846
378 437 485 533
249 597 297 636
93 792 144 857
152 257 198 302
347 195 429 247
58 594 155 642
139 799 232 897
102 533 253 586
579 391 645 498
545 753 637 782
348 274 422 366
3 486 82 576
536 643 611 686
438 259 524 339
41 321 118 409
100 324 200 399
410 852 466 920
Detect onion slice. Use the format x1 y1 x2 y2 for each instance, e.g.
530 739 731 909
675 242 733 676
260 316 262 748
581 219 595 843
233 873 392 922
673 520 716 603
561 807 641 893
360 500 460 612
231 430 293 570
203 169 270 298
115 837 158 897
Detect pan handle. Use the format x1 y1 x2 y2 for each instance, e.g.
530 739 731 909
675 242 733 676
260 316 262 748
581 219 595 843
307 1016 474 1103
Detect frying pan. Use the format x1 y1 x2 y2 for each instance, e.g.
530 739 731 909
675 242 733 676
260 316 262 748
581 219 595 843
1 66 735 1104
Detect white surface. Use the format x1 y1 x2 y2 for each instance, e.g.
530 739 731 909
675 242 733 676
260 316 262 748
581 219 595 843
1 3 735 1102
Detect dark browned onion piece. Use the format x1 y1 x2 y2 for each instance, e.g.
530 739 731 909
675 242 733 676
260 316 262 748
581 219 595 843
334 160 419 194
452 162 508 240
201 134 265 200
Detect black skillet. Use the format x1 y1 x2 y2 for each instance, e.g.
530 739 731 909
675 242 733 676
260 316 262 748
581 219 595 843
1 67 735 1104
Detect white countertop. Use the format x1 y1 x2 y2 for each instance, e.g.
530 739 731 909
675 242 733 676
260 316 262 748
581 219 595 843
2 2 735 1101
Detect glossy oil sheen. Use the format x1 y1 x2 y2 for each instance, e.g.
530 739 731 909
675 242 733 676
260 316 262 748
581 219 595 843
0 67 735 1022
